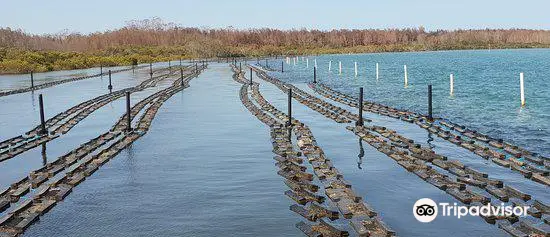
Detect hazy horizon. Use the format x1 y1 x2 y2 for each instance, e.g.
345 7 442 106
2 0 549 35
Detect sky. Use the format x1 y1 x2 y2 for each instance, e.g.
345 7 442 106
1 0 549 34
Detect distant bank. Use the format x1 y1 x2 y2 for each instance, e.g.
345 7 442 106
2 21 550 74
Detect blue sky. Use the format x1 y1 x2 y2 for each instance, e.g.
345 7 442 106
1 0 549 34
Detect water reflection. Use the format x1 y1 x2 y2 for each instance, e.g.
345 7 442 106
287 126 292 142
124 144 138 184
41 143 47 166
427 132 435 149
357 138 364 169
30 91 36 108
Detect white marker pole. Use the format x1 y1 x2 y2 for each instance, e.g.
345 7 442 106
404 65 408 87
306 58 309 68
328 61 332 72
339 61 342 75
354 62 358 77
293 57 296 66
314 59 317 68
376 63 379 80
520 72 525 106
450 74 454 96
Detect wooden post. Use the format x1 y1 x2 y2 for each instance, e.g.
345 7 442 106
38 94 47 135
356 87 364 126
450 74 454 96
428 85 433 122
126 92 131 132
149 63 153 78
100 65 103 74
376 63 379 80
404 65 408 87
520 72 525 106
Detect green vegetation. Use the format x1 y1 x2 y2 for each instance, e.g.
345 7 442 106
0 47 189 74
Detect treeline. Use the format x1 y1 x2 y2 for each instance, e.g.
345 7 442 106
1 17 550 73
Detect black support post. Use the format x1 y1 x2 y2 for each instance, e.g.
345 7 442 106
180 68 184 86
126 92 132 132
41 143 47 166
100 65 103 74
357 87 364 126
108 70 113 91
428 85 433 122
30 71 34 89
250 68 253 85
149 63 153 78
313 67 317 83
239 62 242 72
38 94 47 135
281 61 284 72
287 88 292 128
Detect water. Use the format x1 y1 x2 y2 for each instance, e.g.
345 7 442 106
270 49 550 157
0 65 127 91
254 78 508 236
19 64 302 236
0 57 547 236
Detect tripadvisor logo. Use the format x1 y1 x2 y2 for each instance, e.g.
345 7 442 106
413 198 530 223
414 198 438 223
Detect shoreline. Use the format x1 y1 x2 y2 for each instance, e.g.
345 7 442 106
2 45 550 75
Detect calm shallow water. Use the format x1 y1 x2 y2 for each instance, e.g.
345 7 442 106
269 49 550 157
0 65 127 91
20 64 302 237
0 58 547 236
